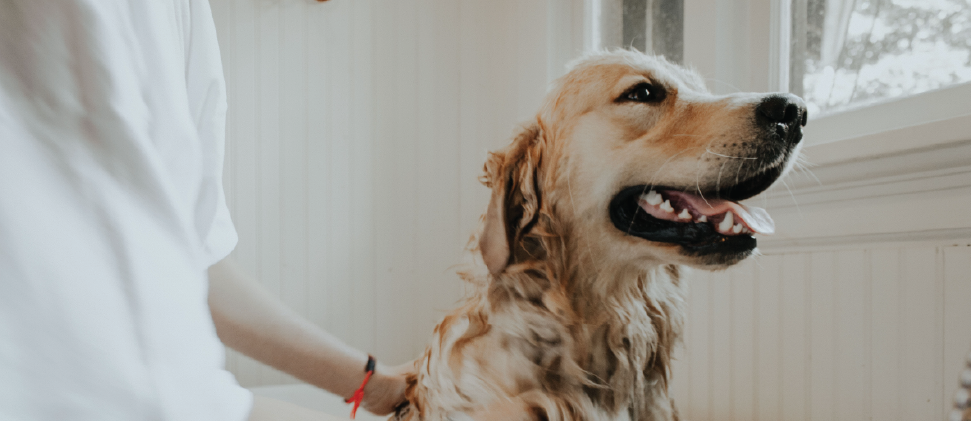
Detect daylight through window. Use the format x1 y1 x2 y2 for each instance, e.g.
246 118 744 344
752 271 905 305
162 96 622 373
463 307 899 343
594 0 684 64
791 0 971 116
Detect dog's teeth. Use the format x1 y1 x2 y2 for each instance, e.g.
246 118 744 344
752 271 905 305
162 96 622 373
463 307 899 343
733 223 743 234
643 190 663 206
697 215 707 223
678 209 691 220
718 211 734 232
660 200 674 213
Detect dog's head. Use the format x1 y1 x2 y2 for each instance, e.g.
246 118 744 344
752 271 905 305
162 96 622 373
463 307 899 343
480 50 807 276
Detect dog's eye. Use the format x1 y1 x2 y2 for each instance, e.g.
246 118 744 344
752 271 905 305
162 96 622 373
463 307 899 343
620 83 664 103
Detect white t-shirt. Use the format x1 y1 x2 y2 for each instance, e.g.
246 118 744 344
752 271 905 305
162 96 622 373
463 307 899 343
0 1 251 420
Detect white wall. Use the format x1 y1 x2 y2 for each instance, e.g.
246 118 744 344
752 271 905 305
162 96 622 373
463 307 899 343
667 125 971 420
209 0 555 386
671 244 971 421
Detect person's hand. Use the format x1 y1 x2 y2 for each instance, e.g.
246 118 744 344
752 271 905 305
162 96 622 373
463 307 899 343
361 360 414 415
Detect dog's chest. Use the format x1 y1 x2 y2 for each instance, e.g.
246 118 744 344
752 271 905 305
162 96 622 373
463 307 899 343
411 265 687 421
440 405 632 421
589 407 633 421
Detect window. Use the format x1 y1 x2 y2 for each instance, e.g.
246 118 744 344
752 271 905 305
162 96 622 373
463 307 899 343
591 0 684 63
790 0 971 116
561 0 971 162
573 0 971 151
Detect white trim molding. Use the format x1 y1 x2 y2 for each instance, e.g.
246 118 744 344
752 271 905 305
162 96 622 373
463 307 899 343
755 126 971 252
805 82 971 149
768 0 791 93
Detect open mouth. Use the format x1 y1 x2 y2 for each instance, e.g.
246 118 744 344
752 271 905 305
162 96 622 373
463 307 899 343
609 184 775 257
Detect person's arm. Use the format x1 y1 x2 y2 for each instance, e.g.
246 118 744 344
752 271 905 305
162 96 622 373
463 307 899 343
207 258 410 416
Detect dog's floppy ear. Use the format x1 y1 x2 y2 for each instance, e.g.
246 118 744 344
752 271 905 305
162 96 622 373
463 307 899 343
480 123 544 277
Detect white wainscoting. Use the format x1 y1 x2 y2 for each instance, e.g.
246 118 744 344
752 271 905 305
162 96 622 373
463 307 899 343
209 0 560 387
668 124 971 421
670 244 971 421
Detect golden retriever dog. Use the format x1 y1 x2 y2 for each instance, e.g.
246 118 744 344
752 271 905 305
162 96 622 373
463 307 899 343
394 50 807 421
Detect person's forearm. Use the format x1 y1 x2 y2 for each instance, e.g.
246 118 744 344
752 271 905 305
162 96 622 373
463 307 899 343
207 258 371 400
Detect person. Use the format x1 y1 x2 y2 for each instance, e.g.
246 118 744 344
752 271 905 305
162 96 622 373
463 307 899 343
0 0 407 420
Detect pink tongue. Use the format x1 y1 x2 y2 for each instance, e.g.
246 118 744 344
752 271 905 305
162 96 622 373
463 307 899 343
663 190 775 235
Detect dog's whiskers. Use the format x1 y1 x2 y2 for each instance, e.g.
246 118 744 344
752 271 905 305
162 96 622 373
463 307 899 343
626 185 652 236
733 161 745 190
792 155 821 186
715 160 728 197
780 178 803 218
705 149 757 160
646 149 691 190
623 149 694 236
690 138 731 207
750 250 766 272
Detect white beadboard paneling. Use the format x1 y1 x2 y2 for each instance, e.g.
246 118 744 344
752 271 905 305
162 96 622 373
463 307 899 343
371 0 421 366
674 244 971 421
304 0 334 352
226 0 262 387
833 250 867 421
275 0 309 386
416 0 463 332
710 269 732 417
211 0 553 386
754 254 783 421
730 260 756 421
808 251 836 421
898 247 943 421
458 1 550 240
870 247 902 421
256 0 285 386
944 247 971 417
346 0 378 355
687 270 712 421
780 252 810 421
278 0 309 333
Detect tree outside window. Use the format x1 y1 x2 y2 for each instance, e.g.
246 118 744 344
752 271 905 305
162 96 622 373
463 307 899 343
792 0 971 116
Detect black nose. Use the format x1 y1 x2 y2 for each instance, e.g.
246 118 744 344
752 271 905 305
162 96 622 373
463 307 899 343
756 94 808 140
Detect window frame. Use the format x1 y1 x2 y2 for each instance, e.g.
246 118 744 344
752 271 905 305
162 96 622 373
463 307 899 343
779 0 971 160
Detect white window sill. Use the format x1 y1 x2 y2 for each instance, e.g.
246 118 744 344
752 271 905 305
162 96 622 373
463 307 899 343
802 82 971 167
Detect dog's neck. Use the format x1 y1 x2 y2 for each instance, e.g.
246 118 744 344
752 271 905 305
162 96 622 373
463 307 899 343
499 235 686 419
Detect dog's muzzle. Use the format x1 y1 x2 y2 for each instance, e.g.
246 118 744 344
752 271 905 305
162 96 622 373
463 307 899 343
608 93 808 261
714 93 808 202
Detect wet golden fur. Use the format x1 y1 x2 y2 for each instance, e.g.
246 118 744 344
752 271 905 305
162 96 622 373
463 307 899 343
394 50 803 421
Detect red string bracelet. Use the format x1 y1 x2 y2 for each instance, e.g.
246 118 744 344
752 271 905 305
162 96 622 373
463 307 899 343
345 355 376 419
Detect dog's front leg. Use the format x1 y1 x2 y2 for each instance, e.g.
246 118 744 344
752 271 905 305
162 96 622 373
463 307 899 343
455 401 538 421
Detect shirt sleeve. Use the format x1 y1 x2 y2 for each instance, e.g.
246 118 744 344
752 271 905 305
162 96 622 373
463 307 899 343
183 0 238 267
